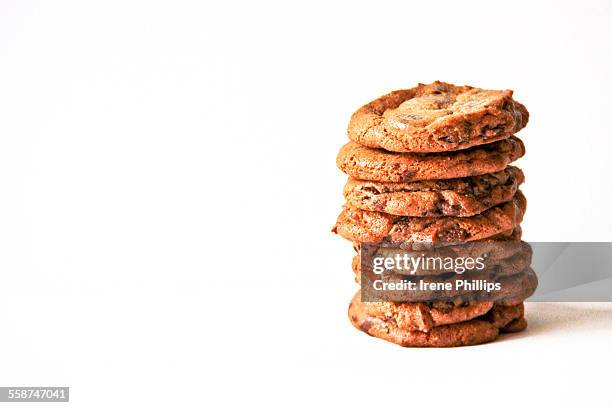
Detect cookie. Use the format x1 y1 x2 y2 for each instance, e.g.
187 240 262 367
352 227 523 254
336 137 525 183
348 294 499 347
355 291 493 332
347 81 528 153
343 166 524 217
333 191 526 244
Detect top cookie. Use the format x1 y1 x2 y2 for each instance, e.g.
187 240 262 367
348 81 528 153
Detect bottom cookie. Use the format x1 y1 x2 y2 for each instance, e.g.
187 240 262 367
355 293 493 332
348 294 526 347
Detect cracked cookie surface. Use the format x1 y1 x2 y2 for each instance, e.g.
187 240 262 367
348 81 528 153
352 291 493 333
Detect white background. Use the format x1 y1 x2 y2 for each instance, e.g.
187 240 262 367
1 0 612 407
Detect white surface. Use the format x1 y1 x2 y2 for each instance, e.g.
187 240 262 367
1 0 611 406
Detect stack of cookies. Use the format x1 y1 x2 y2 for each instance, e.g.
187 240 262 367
333 81 535 347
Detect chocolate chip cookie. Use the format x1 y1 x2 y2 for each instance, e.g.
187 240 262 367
336 137 525 183
343 166 524 217
333 191 526 244
348 81 528 153
354 291 493 332
348 293 500 347
349 293 527 347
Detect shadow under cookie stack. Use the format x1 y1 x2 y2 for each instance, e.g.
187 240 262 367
333 81 535 347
